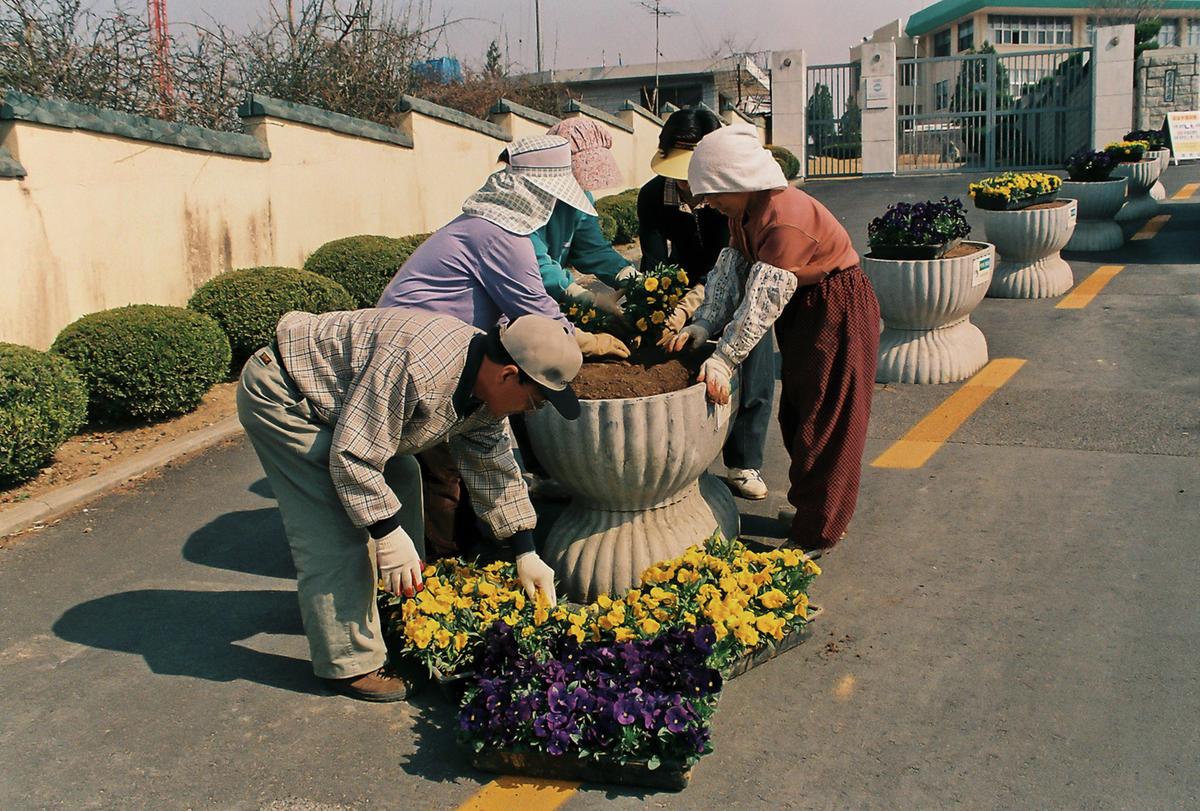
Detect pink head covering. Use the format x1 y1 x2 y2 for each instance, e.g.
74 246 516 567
546 117 625 191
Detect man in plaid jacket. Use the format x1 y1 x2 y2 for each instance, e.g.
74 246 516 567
237 308 581 702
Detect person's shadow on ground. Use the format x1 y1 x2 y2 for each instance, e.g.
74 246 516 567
52 589 323 695
182 507 296 580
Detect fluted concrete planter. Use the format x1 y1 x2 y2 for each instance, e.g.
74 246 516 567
1113 158 1162 222
862 241 994 384
1062 178 1127 252
981 199 1077 299
526 380 740 602
1148 148 1170 201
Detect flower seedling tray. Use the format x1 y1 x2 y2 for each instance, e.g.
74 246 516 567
429 665 474 703
470 747 693 791
973 191 1059 211
721 605 823 681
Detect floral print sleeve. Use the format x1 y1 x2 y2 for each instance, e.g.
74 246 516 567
713 261 799 366
692 247 749 334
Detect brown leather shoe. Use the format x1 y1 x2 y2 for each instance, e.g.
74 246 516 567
324 667 413 703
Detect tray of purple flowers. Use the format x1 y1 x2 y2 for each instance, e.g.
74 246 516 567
459 623 723 790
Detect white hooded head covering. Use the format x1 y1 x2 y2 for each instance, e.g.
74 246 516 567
687 124 787 196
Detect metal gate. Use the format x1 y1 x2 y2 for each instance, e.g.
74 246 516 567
806 62 862 178
896 47 1092 173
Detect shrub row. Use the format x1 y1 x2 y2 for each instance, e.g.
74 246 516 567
1 231 429 487
594 189 640 245
769 145 801 180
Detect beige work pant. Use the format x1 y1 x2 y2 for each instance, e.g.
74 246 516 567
236 345 424 679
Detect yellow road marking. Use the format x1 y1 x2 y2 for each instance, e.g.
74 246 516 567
870 359 1026 469
1171 182 1200 200
455 777 579 811
1131 214 1171 240
1056 265 1126 309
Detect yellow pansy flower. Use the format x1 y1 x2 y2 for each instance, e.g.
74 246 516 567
644 276 660 292
639 618 662 635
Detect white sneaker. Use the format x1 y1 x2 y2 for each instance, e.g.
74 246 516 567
726 468 768 500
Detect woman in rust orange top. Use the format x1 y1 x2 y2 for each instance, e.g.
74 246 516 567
671 125 880 555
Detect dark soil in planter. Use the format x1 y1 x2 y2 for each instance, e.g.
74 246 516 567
940 242 983 259
1023 199 1073 212
572 347 705 400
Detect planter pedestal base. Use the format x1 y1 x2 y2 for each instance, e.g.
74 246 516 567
1065 220 1124 252
988 253 1073 298
877 318 988 385
545 473 739 603
1150 181 1166 201
1115 193 1158 222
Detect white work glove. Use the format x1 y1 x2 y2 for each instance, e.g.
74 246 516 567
615 266 641 286
515 551 557 607
576 329 632 359
375 525 423 597
564 282 596 305
698 353 734 405
657 284 707 349
669 323 711 353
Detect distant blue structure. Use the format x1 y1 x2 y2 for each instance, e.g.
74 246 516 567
414 57 464 84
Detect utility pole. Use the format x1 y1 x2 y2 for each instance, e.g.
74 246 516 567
534 0 543 74
637 0 679 115
147 0 173 118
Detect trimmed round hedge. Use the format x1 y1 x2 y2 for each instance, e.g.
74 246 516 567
595 188 640 245
769 145 801 180
0 343 88 486
51 305 231 424
188 266 354 371
303 233 430 308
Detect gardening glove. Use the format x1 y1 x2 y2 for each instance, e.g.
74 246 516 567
615 266 642 287
575 329 631 359
593 287 626 317
375 525 423 597
657 284 707 349
669 323 710 354
564 282 595 305
516 551 558 607
698 352 734 406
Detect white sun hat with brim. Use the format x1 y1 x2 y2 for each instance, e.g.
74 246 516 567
463 135 597 235
687 124 787 196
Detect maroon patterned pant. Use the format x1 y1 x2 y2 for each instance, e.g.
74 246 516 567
774 265 880 551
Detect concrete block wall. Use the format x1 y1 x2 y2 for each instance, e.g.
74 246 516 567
1136 50 1200 131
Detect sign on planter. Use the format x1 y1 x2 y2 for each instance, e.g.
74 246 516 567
1166 111 1200 163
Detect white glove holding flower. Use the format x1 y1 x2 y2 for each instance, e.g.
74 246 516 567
375 525 423 597
698 353 734 405
515 551 557 606
564 282 596 305
615 266 641 287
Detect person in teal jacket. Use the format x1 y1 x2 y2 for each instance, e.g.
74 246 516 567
530 192 638 302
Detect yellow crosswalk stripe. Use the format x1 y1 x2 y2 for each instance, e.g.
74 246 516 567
870 359 1026 469
1131 214 1171 241
1057 264 1126 309
455 777 579 811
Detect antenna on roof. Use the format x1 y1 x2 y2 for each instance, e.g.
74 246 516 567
636 0 681 115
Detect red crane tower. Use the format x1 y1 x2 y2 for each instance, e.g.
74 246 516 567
148 0 174 117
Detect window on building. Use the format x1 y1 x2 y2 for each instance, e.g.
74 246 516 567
958 18 975 52
1189 19 1200 47
899 62 916 87
1006 66 1053 99
989 15 1073 46
1156 19 1179 47
1165 68 1178 103
934 28 952 57
935 79 950 110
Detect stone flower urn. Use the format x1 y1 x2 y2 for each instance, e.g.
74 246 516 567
862 241 994 384
981 199 1077 299
1148 148 1171 201
1061 178 1128 252
525 379 741 602
1113 158 1162 222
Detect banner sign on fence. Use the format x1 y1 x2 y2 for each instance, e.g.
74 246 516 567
1166 111 1200 163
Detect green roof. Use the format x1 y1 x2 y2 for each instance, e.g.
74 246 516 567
906 0 1200 36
